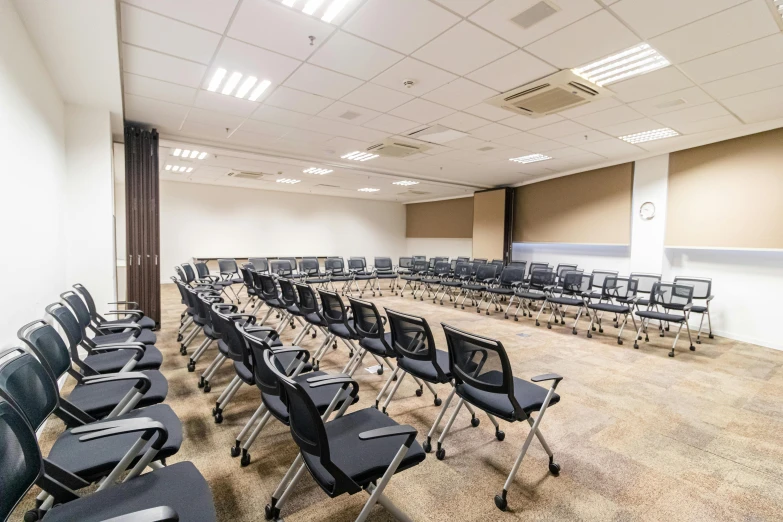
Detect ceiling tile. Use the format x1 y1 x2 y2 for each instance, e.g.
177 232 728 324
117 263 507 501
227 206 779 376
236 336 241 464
578 138 641 157
609 67 694 103
186 107 245 129
445 136 488 150
284 64 363 99
389 99 456 124
124 0 239 33
308 31 403 81
654 102 730 128
556 97 623 119
250 105 311 126
502 113 564 131
413 21 516 76
466 50 556 92
363 114 420 134
193 90 259 117
325 136 374 154
469 122 518 140
124 94 190 124
601 118 666 137
702 62 783 100
528 120 592 139
371 58 457 96
264 86 333 115
121 4 221 64
122 44 207 88
524 10 639 69
207 38 301 88
340 83 414 112
556 129 612 146
318 101 382 126
675 114 742 134
527 139 568 153
436 112 492 132
228 0 335 60
342 0 460 54
432 0 490 16
237 119 293 138
282 127 335 144
470 0 601 48
421 78 497 110
679 34 783 84
650 1 778 64
573 105 645 129
123 73 197 105
300 117 389 143
628 87 714 117
464 103 516 121
493 132 547 148
722 85 783 123
548 146 593 159
611 0 747 38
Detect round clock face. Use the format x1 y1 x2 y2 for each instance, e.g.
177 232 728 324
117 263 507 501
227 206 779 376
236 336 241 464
640 201 656 220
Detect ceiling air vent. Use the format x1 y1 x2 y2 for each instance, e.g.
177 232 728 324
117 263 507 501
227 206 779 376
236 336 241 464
407 190 430 195
228 171 267 180
365 138 429 158
511 0 560 29
485 70 611 117
406 125 468 145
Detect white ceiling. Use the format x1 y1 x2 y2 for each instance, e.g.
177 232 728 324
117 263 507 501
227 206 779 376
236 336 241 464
120 0 783 202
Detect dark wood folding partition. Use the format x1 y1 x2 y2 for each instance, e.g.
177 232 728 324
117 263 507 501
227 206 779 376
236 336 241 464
124 125 161 327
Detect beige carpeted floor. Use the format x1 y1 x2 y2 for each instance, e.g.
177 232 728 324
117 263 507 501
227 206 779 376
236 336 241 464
18 282 783 521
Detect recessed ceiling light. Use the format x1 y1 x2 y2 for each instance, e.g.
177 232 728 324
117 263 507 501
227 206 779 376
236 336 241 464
393 180 419 186
619 128 679 144
304 167 333 175
282 0 296 5
165 165 172 170
235 76 257 99
510 154 551 164
322 0 350 22
207 68 226 92
358 188 380 192
182 150 191 157
277 178 301 184
249 80 272 101
222 72 242 96
342 151 379 162
186 167 194 173
303 0 325 15
573 43 669 86
173 148 182 157
198 152 208 160
189 150 199 159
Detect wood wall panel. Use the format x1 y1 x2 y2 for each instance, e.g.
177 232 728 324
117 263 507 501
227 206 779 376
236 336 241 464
472 189 508 260
406 197 474 238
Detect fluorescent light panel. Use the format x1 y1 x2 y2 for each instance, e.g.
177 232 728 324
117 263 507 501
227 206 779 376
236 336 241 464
573 43 670 86
207 68 226 92
509 154 551 164
303 0 324 15
358 188 379 192
165 165 172 170
189 150 198 159
222 72 242 95
235 76 257 99
198 152 208 160
173 148 182 156
393 180 419 186
322 0 350 22
249 80 271 101
277 178 301 184
619 128 679 144
304 167 333 175
282 0 296 6
341 151 378 161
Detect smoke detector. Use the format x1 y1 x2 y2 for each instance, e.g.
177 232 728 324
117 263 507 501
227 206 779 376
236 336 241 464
402 79 415 89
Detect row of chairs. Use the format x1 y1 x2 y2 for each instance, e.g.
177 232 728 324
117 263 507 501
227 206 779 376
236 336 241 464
1 284 219 522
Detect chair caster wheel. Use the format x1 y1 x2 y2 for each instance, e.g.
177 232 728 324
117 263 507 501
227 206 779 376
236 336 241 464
180 346 187 355
231 445 240 458
591 327 596 332
514 317 518 321
633 343 639 349
587 332 592 338
312 333 317 339
392 374 398 381
198 377 205 388
415 388 423 397
436 448 445 460
547 324 552 329
423 440 432 453
709 334 714 339
549 461 561 476
572 328 577 335
645 336 650 342
668 352 675 358
599 329 604 333
689 345 695 351
24 509 41 522
240 452 251 467
203 383 211 393
214 412 223 424
496 430 505 441
265 504 279 521
313 364 319 371
494 494 507 511
177 334 183 342
617 339 623 345
332 342 337 350
434 397 442 406
504 314 508 319
696 340 701 344
187 362 195 372
377 367 383 375
535 320 540 326
471 417 480 428
461 306 465 310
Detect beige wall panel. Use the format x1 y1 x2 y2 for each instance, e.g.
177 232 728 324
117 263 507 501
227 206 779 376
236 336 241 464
666 128 783 249
406 197 474 238
472 189 507 260
514 163 633 245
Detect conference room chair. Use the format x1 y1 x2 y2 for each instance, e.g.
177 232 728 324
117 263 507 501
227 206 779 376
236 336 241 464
412 255 426 262
490 259 505 268
586 270 620 300
278 257 299 277
509 269 557 321
238 265 262 313
248 257 269 273
233 323 357 468
192 261 232 301
297 257 326 286
553 263 578 286
508 260 527 271
524 261 550 283
324 257 353 294
417 260 450 301
440 324 562 512
398 258 428 297
0 348 183 519
347 257 375 297
396 256 413 275
541 271 591 332
270 259 293 278
294 282 338 371
176 284 216 356
471 258 487 264
585 276 640 344
457 256 470 262
218 258 246 303
456 263 499 310
348 297 400 377
185 290 225 374
634 282 696 357
263 349 425 522
72 284 155 331
373 256 399 295
0 396 218 522
481 265 526 315
449 258 457 275
627 272 662 308
278 278 318 345
61 289 156 347
673 276 715 343
437 261 471 306
17 319 168 420
258 273 295 334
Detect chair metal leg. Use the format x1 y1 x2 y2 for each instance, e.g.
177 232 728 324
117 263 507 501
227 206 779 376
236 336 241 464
375 367 399 408
381 370 407 414
435 398 464 459
355 444 412 522
232 404 266 459
425 386 456 452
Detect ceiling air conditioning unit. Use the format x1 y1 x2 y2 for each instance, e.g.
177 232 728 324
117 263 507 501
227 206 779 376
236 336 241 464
485 70 611 117
365 138 429 158
228 171 268 180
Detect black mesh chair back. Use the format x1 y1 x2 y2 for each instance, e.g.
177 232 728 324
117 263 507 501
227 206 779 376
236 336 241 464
278 278 298 308
0 398 44 522
349 298 383 340
195 261 211 279
650 282 693 309
472 258 487 264
295 283 320 316
348 258 366 273
385 309 441 371
630 273 662 295
325 257 346 275
449 259 457 273
509 261 527 272
72 284 100 319
270 260 293 277
207 299 234 341
475 263 498 282
197 292 223 329
249 258 269 273
555 264 578 281
299 258 320 276
560 272 591 295
211 306 248 365
239 266 255 288
181 264 197 283
602 276 638 300
0 349 59 432
46 302 84 349
398 257 413 270
468 262 481 276
60 291 93 334
258 274 281 303
673 277 712 300
529 269 556 290
218 258 239 277
17 321 72 382
279 257 298 272
454 262 472 279
457 257 469 262
528 262 549 277
412 255 426 262
590 270 619 291
317 290 351 330
491 259 504 267
433 261 451 277
441 324 522 420
498 266 526 286
411 259 428 273
174 265 188 284
375 257 394 273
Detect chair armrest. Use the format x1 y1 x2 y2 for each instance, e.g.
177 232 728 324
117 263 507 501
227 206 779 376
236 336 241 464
307 376 356 389
306 373 349 383
706 295 715 301
270 347 311 362
108 301 139 308
101 507 179 522
90 345 145 359
80 372 152 393
74 419 167 446
531 373 564 389
70 417 154 434
105 310 144 320
358 424 417 442
96 322 141 333
683 303 693 311
226 313 257 324
245 326 280 340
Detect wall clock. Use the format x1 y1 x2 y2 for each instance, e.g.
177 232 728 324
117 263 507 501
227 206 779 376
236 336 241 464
640 201 656 220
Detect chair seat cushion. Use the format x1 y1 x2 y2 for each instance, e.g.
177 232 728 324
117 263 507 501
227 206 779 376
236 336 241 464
301 408 426 494
516 291 546 300
304 312 327 327
83 345 163 373
691 305 708 313
101 315 155 330
421 278 441 284
636 310 686 322
398 349 451 383
359 333 394 357
462 284 486 291
264 298 286 309
440 281 462 287
548 296 583 307
354 274 374 280
376 273 398 279
306 278 330 284
588 302 631 314
487 287 514 295
328 322 357 340
263 371 359 424
456 371 560 423
400 275 420 281
93 329 156 346
234 361 254 384
66 370 168 419
331 275 352 282
47 404 182 482
43 462 216 522
286 304 303 316
275 350 313 374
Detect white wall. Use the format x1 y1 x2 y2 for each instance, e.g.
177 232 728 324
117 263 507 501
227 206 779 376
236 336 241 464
512 243 631 274
630 155 669 274
159 180 407 282
406 238 472 260
0 0 67 348
64 106 116 309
